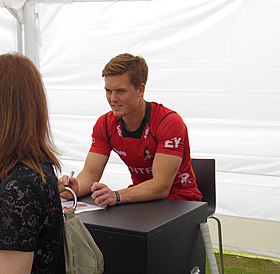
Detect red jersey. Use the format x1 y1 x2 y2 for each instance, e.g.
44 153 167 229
90 102 202 201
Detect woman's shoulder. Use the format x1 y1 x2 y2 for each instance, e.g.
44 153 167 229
0 164 42 214
1 162 56 190
7 162 51 180
1 163 32 184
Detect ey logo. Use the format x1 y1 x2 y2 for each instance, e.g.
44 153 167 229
164 137 181 148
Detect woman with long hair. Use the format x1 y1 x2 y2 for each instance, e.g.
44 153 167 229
0 53 65 273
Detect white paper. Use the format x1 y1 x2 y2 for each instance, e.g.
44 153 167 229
62 200 105 214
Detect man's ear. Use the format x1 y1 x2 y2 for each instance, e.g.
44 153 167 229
138 83 145 97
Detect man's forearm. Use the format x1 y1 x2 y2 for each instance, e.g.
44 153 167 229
76 171 97 197
118 178 171 204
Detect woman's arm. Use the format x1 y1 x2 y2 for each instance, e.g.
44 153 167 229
0 250 34 274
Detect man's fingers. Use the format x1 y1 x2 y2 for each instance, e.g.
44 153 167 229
61 174 70 186
57 181 65 193
60 191 72 200
58 174 79 202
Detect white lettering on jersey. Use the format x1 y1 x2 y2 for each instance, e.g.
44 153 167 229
116 124 122 137
144 127 150 139
113 148 127 157
178 172 190 185
164 137 181 148
129 166 152 175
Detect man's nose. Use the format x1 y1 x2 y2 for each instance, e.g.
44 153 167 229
110 91 118 101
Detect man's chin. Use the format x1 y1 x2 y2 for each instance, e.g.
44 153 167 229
112 110 123 117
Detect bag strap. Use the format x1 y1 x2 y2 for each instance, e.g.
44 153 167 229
64 207 75 220
63 187 78 220
64 186 78 210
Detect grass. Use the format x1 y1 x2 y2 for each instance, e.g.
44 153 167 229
206 251 280 274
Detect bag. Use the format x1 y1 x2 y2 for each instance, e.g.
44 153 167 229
63 187 104 274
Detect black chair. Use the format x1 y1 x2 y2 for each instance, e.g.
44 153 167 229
192 158 224 274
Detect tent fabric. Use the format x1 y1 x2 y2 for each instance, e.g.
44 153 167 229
0 7 18 51
1 0 280 223
1 0 26 23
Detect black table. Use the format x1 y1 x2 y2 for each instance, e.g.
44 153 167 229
78 196 207 274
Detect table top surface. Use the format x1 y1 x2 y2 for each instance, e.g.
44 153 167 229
78 196 207 235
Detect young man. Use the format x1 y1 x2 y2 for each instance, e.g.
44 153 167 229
61 53 202 206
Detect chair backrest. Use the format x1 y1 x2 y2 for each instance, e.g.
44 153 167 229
192 158 216 217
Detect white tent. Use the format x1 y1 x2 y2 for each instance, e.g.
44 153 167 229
1 0 280 258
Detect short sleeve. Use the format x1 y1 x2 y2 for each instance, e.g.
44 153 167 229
0 179 41 251
89 114 112 156
155 112 188 157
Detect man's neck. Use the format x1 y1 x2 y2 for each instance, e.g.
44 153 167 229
122 101 147 132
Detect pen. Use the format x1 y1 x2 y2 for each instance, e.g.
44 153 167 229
68 171 75 184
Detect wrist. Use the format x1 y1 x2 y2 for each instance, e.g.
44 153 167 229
114 191 121 205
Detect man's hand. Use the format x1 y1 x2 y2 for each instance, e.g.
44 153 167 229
91 182 118 207
59 174 79 200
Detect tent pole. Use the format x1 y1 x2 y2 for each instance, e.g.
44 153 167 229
17 21 23 54
23 1 39 66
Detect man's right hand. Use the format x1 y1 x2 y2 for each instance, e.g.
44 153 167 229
59 174 79 200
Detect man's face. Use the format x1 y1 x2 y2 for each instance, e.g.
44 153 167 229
104 73 144 118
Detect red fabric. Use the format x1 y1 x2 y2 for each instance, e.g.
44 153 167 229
90 102 202 201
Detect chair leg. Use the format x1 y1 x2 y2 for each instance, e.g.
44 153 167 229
210 216 224 274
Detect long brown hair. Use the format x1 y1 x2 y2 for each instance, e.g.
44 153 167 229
0 53 61 181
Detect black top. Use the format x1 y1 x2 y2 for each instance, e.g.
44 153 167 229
0 162 65 274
